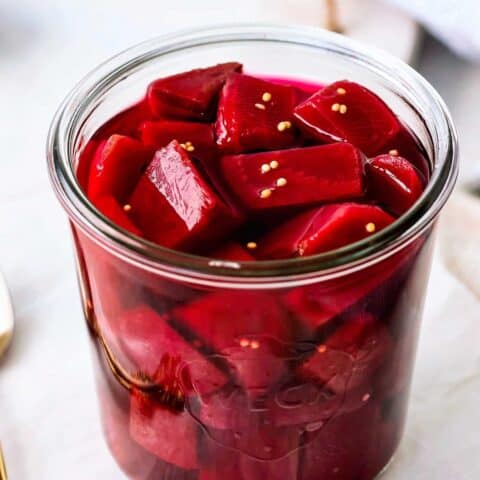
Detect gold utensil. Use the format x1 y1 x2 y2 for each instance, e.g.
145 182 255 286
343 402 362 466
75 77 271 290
0 443 7 480
0 271 14 358
0 270 13 480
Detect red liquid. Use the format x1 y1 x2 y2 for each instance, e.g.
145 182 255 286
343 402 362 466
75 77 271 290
74 64 433 479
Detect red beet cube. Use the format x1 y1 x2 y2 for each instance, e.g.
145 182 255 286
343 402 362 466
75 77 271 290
87 135 152 203
366 154 424 215
215 73 298 153
173 292 292 392
375 126 430 179
129 140 240 249
95 342 158 480
219 143 365 213
140 120 216 165
294 80 403 156
173 291 291 354
148 62 242 121
130 389 198 470
118 306 228 396
94 196 142 236
299 314 393 412
256 203 395 260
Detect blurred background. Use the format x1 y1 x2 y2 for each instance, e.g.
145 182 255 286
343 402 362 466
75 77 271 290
0 1 479 479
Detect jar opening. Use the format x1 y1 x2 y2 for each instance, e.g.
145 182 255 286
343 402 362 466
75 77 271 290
47 24 458 284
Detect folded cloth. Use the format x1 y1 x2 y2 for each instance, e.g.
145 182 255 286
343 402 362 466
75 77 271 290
388 0 480 61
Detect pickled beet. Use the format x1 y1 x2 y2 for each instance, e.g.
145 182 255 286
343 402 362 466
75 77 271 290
216 73 298 153
117 306 228 396
283 241 419 335
256 203 394 259
294 80 402 156
94 196 142 236
219 143 364 213
298 313 393 412
129 141 240 249
140 120 216 165
87 135 152 203
130 389 198 470
366 154 424 215
148 62 242 120
172 292 293 392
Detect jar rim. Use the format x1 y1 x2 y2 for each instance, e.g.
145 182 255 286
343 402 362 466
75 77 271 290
47 23 458 287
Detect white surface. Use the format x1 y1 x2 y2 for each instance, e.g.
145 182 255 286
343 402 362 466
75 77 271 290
1 0 420 60
0 2 479 479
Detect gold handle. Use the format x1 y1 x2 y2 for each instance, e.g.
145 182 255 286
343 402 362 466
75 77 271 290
0 443 8 480
325 0 343 33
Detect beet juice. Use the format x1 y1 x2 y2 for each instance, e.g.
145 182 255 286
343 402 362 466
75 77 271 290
48 27 457 480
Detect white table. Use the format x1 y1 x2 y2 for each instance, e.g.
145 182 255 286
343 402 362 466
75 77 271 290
0 3 479 478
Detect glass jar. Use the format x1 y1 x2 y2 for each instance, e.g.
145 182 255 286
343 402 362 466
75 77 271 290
47 25 457 480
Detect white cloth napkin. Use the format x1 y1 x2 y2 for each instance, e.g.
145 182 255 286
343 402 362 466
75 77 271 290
388 0 480 61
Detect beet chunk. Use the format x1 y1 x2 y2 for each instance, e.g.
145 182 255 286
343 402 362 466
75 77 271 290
375 126 430 179
148 62 242 121
87 135 152 203
172 292 292 393
298 313 393 412
130 389 198 470
366 154 424 215
129 140 240 249
256 203 395 260
118 306 228 396
140 120 216 165
215 73 298 153
294 80 403 156
173 291 292 354
94 196 142 236
219 143 364 212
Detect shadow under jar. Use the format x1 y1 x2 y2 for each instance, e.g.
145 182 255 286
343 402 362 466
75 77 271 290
47 25 457 480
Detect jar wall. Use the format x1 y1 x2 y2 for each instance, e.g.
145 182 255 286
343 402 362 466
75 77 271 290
72 222 435 479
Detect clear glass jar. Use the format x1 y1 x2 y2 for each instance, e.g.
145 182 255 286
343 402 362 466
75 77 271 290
47 25 457 480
